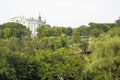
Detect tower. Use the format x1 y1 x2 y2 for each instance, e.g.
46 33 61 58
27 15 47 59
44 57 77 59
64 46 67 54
37 12 43 26
38 12 41 20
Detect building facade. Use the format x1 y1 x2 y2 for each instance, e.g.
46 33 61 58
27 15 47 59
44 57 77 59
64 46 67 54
8 15 44 37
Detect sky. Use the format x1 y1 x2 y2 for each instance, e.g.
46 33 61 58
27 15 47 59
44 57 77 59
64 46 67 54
0 0 120 27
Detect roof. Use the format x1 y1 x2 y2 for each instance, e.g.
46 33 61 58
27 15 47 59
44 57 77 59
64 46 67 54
27 17 37 21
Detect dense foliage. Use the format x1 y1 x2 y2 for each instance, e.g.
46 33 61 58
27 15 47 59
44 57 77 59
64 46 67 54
0 22 31 39
0 18 120 80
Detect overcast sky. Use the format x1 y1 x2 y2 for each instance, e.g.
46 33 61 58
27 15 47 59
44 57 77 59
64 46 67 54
0 0 120 27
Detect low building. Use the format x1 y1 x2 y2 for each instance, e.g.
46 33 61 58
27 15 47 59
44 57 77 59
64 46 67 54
8 14 45 37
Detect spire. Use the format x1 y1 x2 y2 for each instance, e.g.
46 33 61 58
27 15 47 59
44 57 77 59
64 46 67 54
38 12 43 24
38 12 41 20
39 12 40 16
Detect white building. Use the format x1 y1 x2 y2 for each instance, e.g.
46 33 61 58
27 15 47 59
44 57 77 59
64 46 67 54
8 15 45 37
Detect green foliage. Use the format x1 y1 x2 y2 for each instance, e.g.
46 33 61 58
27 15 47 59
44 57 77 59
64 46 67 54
72 30 81 43
107 27 120 37
37 25 73 38
115 17 120 27
0 17 120 80
35 48 84 80
80 37 89 53
86 34 120 80
7 53 36 80
0 22 31 39
65 27 73 36
37 24 52 38
90 28 101 37
72 25 89 43
0 47 16 80
89 22 112 37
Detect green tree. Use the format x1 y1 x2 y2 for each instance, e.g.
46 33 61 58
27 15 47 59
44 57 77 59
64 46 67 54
86 34 120 80
37 24 52 38
0 47 16 80
35 48 84 80
0 22 31 39
107 27 120 37
65 27 73 36
51 26 66 37
7 52 37 80
72 30 81 43
115 17 120 27
76 25 89 36
89 22 112 37
3 28 11 38
91 28 101 37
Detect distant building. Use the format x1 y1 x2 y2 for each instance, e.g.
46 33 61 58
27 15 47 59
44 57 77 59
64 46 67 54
8 14 45 37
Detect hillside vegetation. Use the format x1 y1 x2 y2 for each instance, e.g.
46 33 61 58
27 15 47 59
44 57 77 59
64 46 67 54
0 18 120 80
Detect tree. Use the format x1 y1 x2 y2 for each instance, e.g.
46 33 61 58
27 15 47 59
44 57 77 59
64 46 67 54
3 28 11 38
0 47 16 80
89 22 112 37
35 48 84 80
7 52 39 80
86 34 120 80
80 37 89 54
107 27 120 37
76 25 89 36
0 22 31 39
72 29 81 43
72 25 89 43
51 26 66 37
37 24 52 38
90 28 101 37
65 27 73 36
115 17 120 27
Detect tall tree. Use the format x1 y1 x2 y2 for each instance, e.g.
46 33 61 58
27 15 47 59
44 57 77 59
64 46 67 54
115 17 120 27
65 27 73 36
86 34 120 80
0 22 31 39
